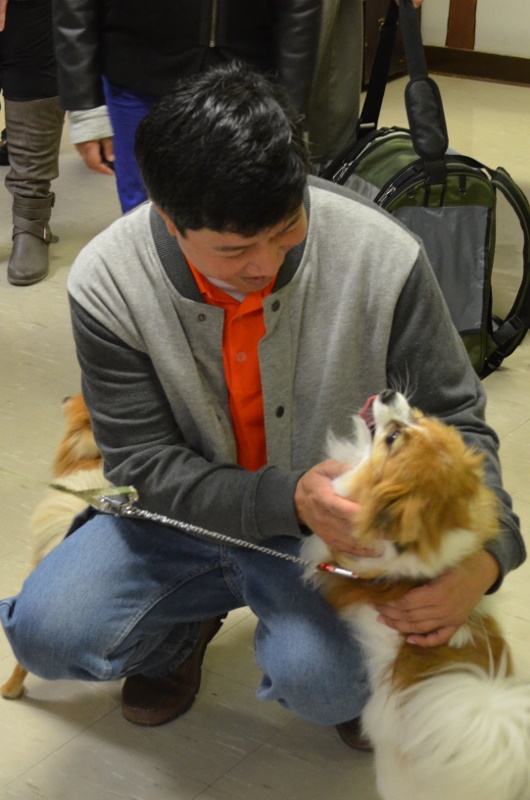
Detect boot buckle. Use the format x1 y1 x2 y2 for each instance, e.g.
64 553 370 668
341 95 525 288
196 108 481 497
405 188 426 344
42 225 59 244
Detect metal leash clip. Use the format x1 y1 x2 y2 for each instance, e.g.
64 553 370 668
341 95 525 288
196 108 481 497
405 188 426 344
90 487 139 515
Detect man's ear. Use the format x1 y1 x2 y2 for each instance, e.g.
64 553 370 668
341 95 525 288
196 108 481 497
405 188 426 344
156 207 179 237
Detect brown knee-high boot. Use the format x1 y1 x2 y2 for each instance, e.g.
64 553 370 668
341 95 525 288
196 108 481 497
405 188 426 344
5 96 64 286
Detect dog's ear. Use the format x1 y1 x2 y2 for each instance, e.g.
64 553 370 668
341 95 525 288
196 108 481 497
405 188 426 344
394 493 449 553
359 491 428 549
355 491 444 557
352 480 418 545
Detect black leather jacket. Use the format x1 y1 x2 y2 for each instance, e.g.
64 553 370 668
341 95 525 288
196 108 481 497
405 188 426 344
52 0 321 116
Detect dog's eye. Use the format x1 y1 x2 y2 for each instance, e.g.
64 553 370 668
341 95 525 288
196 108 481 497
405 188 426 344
385 430 401 448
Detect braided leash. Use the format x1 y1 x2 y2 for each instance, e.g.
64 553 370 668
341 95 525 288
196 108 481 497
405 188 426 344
97 492 311 569
1 466 360 580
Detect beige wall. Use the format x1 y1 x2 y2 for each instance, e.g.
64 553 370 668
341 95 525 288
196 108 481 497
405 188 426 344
421 0 530 59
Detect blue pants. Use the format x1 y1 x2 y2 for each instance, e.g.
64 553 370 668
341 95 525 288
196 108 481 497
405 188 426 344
102 77 159 213
0 512 369 725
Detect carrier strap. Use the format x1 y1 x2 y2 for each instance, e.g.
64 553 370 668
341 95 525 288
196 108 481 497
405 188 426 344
482 167 530 374
356 2 399 140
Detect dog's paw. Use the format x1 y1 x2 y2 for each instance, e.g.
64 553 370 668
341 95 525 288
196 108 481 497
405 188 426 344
1 681 26 700
1 663 28 700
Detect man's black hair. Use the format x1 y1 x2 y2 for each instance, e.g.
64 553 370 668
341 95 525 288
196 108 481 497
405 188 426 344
134 62 311 235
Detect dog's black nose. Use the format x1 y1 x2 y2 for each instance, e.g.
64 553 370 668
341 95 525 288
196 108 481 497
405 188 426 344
379 389 397 405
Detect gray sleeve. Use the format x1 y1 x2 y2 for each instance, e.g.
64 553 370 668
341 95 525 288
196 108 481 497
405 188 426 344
69 296 304 545
386 248 525 588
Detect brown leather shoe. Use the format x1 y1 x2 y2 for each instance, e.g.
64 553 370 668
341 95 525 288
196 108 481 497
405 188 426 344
336 717 373 752
121 615 226 726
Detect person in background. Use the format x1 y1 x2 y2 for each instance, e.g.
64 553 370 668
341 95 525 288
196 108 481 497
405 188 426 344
0 0 64 285
52 0 425 212
52 0 322 213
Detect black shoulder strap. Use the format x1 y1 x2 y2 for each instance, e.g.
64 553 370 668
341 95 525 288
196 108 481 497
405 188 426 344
356 2 400 140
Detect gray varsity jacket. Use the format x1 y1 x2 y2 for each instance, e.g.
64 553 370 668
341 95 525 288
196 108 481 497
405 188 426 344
68 178 525 586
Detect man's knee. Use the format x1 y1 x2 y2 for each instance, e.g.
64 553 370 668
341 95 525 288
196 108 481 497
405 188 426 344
0 590 109 681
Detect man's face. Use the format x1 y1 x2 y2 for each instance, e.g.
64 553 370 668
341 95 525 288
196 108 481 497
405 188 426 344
160 206 308 294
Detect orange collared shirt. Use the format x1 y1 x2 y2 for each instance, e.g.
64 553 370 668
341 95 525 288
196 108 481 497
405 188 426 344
188 261 273 471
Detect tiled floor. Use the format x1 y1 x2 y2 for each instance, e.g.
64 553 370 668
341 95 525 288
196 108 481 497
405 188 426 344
0 75 529 799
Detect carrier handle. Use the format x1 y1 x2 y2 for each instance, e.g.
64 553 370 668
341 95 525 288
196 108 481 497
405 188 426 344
358 0 448 179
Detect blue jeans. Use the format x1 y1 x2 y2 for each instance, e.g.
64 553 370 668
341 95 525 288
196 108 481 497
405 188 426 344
0 512 369 725
102 77 159 213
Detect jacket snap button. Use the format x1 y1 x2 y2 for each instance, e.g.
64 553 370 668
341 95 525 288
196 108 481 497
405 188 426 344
275 406 285 418
271 300 280 312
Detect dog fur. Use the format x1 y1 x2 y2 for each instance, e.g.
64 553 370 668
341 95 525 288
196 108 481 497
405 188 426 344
1 394 108 699
302 391 530 800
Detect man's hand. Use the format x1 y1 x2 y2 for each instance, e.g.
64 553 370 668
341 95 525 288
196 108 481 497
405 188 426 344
0 0 9 32
295 460 381 556
374 549 500 647
75 139 115 175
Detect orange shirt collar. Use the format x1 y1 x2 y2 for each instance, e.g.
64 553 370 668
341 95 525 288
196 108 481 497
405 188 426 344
187 260 276 308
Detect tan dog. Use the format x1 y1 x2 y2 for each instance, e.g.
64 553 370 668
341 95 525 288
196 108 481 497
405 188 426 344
303 390 530 800
1 394 108 699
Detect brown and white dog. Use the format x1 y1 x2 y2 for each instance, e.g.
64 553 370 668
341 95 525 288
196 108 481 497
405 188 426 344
302 390 530 800
1 393 108 700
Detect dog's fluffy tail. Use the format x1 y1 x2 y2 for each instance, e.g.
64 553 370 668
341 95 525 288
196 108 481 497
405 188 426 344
374 662 530 800
30 467 107 564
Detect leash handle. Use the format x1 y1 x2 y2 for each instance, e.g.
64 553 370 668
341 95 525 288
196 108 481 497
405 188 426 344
358 0 448 178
